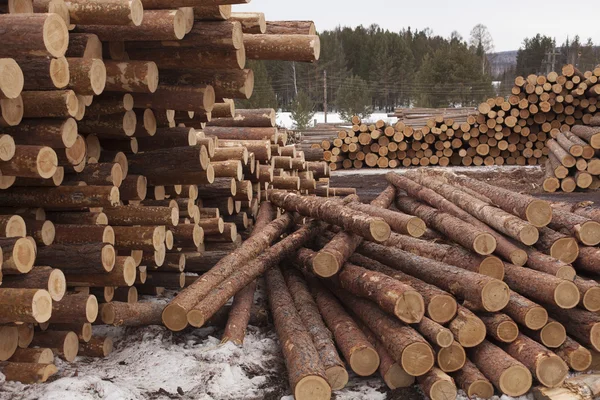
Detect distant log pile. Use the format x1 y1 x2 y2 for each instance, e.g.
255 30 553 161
317 65 600 189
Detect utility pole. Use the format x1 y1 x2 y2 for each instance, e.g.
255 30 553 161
323 70 328 124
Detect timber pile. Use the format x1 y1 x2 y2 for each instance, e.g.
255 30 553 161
388 107 478 127
319 65 600 176
0 0 325 385
155 167 600 400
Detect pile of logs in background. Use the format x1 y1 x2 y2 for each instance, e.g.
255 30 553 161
0 0 331 386
319 65 600 188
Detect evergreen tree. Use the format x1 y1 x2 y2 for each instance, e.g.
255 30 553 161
336 75 372 122
290 91 316 130
237 61 278 110
515 34 554 75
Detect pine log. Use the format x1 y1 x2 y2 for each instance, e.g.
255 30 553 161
9 347 53 364
0 14 69 58
554 336 592 371
103 60 158 94
502 333 568 388
448 306 486 348
0 237 35 274
0 58 23 99
451 358 494 399
358 241 509 312
348 253 457 324
15 56 67 91
75 10 186 41
0 362 57 383
53 224 114 246
208 108 275 128
48 322 92 342
30 330 78 362
416 316 454 348
546 305 600 352
549 208 600 246
16 323 34 348
1 266 65 301
48 293 97 324
0 95 23 127
536 227 579 264
0 326 18 361
417 368 457 400
67 57 106 96
436 341 466 373
244 34 320 63
523 318 567 349
469 340 532 396
113 225 164 251
127 145 209 175
0 185 119 208
186 220 323 328
571 125 600 149
160 69 253 100
331 287 434 377
221 201 276 345
479 313 519 343
4 118 76 148
281 268 348 390
36 243 115 273
21 89 78 118
217 139 271 161
65 256 136 287
0 145 57 179
264 267 331 400
347 202 426 237
136 127 196 151
78 336 112 357
265 21 316 35
45 211 107 225
132 83 215 113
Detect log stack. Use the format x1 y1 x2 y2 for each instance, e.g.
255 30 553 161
318 65 600 179
0 0 324 386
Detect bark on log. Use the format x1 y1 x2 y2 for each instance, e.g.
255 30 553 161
415 316 454 348
0 145 57 179
0 362 57 383
16 56 68 91
36 243 115 273
4 118 76 148
29 330 78 362
264 267 331 400
101 301 163 326
0 14 69 58
47 293 97 324
0 288 52 325
468 340 532 396
0 237 35 274
78 336 112 357
46 211 107 225
103 60 158 94
451 358 494 399
0 186 119 208
347 202 426 237
160 69 253 100
132 83 215 113
417 368 457 400
66 57 106 96
208 108 275 128
21 90 78 118
64 256 136 287
448 306 486 348
479 313 519 343
265 21 316 35
0 326 18 361
113 225 164 251
244 34 320 63
549 208 600 246
47 322 92 342
1 266 65 301
9 347 53 364
554 336 592 371
546 305 600 352
503 290 548 330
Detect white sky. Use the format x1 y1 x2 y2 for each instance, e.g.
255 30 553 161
236 0 599 52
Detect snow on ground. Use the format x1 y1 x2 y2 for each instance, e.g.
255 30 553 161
331 165 542 176
276 112 397 129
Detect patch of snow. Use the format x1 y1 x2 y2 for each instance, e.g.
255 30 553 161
276 112 397 129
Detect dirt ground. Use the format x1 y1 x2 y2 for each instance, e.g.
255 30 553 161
329 166 600 205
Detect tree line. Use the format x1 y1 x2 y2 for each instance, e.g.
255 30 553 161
237 25 600 126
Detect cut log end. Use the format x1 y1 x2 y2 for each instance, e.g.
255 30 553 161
0 326 18 361
519 225 539 246
324 365 348 391
479 256 505 280
536 355 568 388
481 280 510 312
525 201 553 228
428 378 457 400
525 307 548 330
85 295 99 323
556 265 576 281
0 59 24 99
510 249 528 267
401 342 434 377
568 346 592 371
499 365 532 397
38 147 58 179
467 379 494 399
550 238 579 264
48 268 66 301
395 291 425 323
13 237 36 273
428 295 457 324
497 320 519 343
43 14 69 57
369 220 391 243
583 286 600 312
349 346 380 376
82 323 92 342
384 363 415 390
590 324 600 351
162 304 188 331
554 281 580 309
577 221 600 246
63 331 79 362
312 251 340 278
456 316 486 348
101 244 116 272
406 217 426 237
130 0 144 26
437 342 466 372
541 321 566 348
294 375 331 400
473 233 496 256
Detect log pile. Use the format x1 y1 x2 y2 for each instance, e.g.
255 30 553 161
318 65 600 177
0 0 325 385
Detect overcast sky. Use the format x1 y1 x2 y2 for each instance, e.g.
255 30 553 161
236 0 598 52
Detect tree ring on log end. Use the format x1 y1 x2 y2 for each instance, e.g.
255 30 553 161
481 280 510 312
154 244 166 267
104 286 115 302
102 226 115 245
536 355 568 388
48 268 66 301
101 303 115 325
427 295 457 324
556 265 576 280
14 237 35 273
589 323 600 351
165 230 173 250
142 109 157 135
101 244 116 272
61 118 78 147
554 281 580 309
312 251 340 278
406 217 426 237
0 59 24 99
0 96 23 126
37 147 58 179
473 233 496 255
294 375 331 400
437 342 465 373
436 330 454 348
85 295 99 323
43 14 69 57
0 134 16 161
40 220 55 246
576 221 600 246
401 342 434 377
429 379 457 400
395 291 425 323
496 320 518 343
518 225 539 246
102 337 114 356
123 256 137 286
550 238 579 264
456 317 485 348
89 59 106 95
479 256 504 280
540 321 566 348
31 290 52 323
468 380 494 399
369 220 391 243
130 0 144 26
524 307 547 330
62 331 79 362
583 286 600 312
186 309 205 328
525 201 553 228
509 249 528 267
172 10 186 40
569 347 592 371
384 363 415 390
499 364 531 397
123 110 137 136
5 215 25 237
349 346 379 376
81 322 92 342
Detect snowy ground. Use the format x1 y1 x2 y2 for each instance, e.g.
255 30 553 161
276 112 397 129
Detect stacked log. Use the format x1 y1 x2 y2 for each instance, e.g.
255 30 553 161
318 65 600 176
